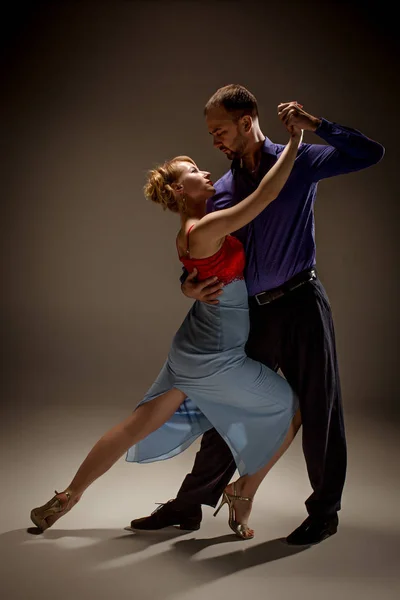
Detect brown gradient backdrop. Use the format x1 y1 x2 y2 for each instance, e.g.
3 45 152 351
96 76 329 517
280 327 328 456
1 1 398 424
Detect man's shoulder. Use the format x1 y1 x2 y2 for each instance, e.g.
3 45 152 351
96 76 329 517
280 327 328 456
214 169 234 192
274 142 318 169
275 141 313 156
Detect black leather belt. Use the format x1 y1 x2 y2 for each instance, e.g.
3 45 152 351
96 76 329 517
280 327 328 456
251 268 317 306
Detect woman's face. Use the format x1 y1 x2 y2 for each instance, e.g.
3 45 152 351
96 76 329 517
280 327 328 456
176 161 215 203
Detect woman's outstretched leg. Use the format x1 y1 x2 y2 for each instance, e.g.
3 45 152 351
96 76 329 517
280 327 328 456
30 388 186 531
217 408 302 538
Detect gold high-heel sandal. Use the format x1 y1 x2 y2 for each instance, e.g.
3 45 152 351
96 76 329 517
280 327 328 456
30 490 72 532
213 482 254 539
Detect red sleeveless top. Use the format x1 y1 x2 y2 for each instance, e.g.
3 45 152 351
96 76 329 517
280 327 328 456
178 225 245 285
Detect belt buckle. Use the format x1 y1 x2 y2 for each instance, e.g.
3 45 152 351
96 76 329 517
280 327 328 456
289 269 317 292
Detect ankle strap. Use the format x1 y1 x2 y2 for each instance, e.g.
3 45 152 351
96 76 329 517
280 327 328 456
232 482 252 503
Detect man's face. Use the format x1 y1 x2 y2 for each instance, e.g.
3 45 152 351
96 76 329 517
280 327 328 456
206 106 247 161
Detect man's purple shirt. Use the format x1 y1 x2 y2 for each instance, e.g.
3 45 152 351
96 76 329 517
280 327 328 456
206 118 384 296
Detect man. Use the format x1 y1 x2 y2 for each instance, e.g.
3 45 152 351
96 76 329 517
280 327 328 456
131 85 384 545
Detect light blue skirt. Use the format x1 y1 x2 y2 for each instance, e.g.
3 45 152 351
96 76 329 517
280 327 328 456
126 280 298 476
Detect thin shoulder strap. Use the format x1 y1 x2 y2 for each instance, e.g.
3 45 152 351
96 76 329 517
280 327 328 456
176 223 196 259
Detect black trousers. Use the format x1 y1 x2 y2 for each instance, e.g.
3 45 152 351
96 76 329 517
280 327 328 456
176 277 347 518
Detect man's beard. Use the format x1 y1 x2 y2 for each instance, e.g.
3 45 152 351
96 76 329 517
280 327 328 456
225 135 246 161
223 148 237 160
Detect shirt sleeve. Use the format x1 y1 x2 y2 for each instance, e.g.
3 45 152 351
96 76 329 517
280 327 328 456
303 118 385 182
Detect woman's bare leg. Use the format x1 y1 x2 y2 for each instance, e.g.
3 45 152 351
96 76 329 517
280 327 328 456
224 408 302 534
41 388 186 527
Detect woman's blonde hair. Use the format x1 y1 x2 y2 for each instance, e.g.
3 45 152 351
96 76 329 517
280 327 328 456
144 156 196 213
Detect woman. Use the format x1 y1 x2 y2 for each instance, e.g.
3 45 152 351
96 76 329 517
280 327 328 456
30 123 303 540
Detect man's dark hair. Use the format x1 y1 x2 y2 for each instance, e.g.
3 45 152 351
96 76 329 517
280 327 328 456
204 84 259 119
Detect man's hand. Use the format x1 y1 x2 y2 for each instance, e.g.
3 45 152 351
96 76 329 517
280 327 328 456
278 101 322 134
181 268 224 305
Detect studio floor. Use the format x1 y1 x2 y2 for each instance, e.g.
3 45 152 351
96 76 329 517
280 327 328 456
1 378 399 600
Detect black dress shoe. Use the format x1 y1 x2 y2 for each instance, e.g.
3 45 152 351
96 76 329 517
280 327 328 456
130 499 202 531
286 514 339 545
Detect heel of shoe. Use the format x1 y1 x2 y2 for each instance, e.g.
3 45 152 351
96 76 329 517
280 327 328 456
213 495 227 517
